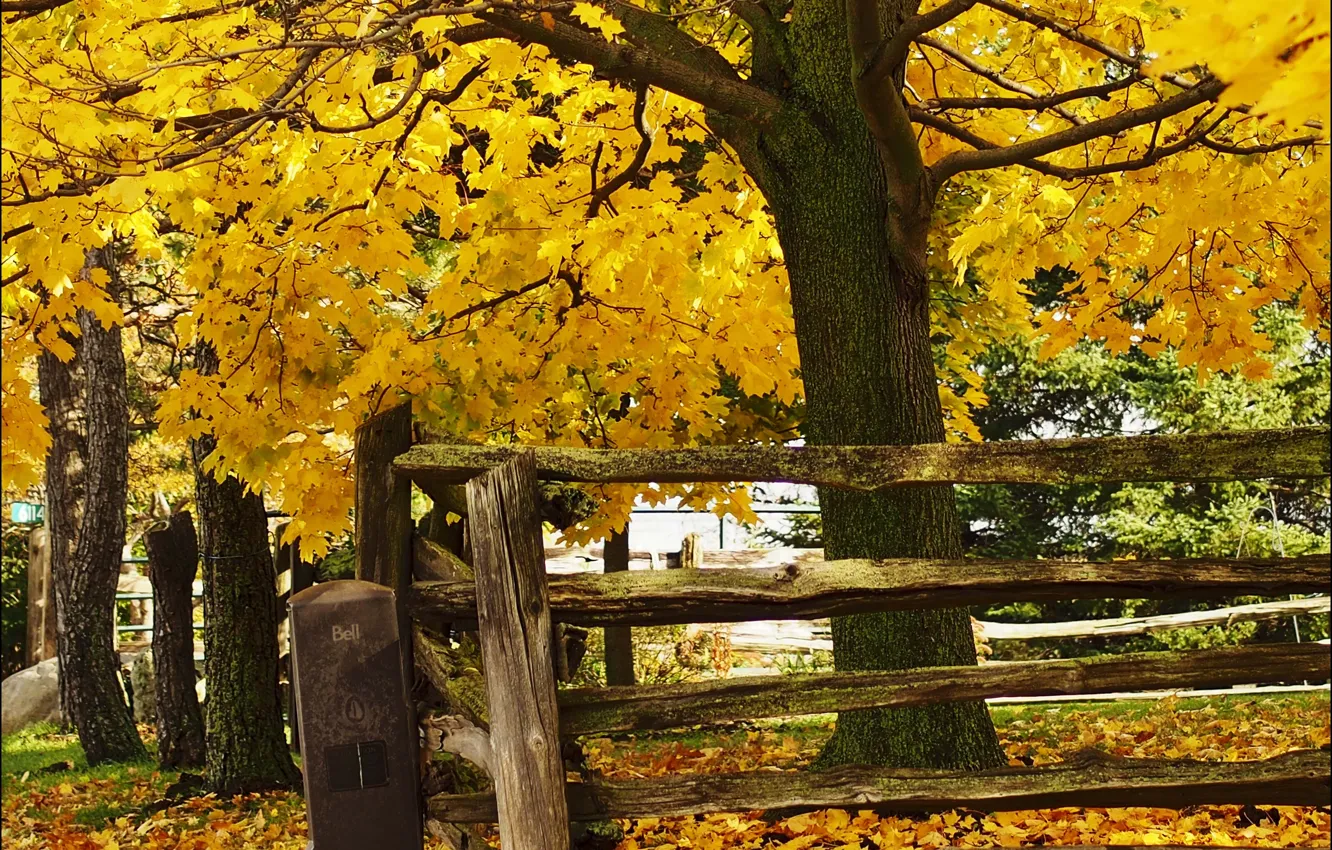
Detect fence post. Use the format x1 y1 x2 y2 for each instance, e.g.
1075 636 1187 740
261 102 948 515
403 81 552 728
467 452 570 850
26 527 55 665
355 403 415 691
604 527 635 686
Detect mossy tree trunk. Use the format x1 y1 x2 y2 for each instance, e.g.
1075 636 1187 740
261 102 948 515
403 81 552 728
712 0 1006 770
191 342 301 793
38 246 147 766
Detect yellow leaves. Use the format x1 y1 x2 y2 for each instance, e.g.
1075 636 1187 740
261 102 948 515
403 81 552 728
1148 1 1331 128
571 3 625 41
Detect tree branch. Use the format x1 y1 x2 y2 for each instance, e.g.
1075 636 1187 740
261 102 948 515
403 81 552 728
1200 135 1323 155
866 0 976 87
588 82 653 218
606 0 739 81
478 10 782 126
915 36 1094 125
920 77 1134 114
913 106 1225 181
0 0 67 13
928 77 1225 185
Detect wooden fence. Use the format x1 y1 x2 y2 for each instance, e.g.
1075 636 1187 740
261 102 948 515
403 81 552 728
354 411 1332 850
544 545 1328 654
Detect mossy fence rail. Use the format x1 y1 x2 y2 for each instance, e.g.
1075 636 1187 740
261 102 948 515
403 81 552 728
350 408 1332 850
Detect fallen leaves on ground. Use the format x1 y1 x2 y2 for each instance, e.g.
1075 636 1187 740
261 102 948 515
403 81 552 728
2 695 1327 848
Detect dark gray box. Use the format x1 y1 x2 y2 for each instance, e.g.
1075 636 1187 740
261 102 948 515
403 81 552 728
289 581 422 850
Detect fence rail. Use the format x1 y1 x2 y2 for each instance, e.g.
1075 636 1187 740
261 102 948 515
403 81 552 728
362 415 1332 842
429 748 1330 822
396 425 1328 489
410 553 1330 627
551 642 1330 735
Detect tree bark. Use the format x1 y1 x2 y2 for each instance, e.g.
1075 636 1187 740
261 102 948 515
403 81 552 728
707 0 1005 770
37 246 147 765
191 342 300 793
145 511 206 768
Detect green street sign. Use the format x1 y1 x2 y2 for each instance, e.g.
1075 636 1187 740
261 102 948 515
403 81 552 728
9 502 43 524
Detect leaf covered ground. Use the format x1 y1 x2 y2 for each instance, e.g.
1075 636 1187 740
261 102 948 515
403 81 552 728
2 694 1328 849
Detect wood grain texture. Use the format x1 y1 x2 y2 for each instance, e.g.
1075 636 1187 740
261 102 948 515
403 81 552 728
410 554 1331 626
397 426 1330 489
429 748 1331 822
555 643 1331 734
354 404 415 692
466 452 570 850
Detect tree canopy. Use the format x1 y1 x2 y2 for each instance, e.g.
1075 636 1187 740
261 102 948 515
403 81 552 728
3 0 1328 556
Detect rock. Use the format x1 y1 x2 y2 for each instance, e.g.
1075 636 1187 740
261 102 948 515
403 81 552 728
1 658 61 735
131 649 156 723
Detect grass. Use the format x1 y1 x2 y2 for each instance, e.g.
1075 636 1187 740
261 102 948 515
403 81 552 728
1 723 165 798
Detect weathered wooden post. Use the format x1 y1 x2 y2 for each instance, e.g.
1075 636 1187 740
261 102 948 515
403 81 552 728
603 527 634 687
274 522 315 754
467 452 571 850
678 532 702 570
26 526 56 665
355 404 416 691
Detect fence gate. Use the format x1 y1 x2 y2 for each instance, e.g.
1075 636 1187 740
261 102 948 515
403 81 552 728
352 406 1331 850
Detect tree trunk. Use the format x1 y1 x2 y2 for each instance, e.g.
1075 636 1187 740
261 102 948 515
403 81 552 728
37 247 147 765
713 0 1005 769
145 511 206 768
191 342 301 793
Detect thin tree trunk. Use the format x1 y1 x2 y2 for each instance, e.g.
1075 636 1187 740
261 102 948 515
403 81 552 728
38 246 147 765
145 511 206 768
191 342 300 793
712 0 1005 770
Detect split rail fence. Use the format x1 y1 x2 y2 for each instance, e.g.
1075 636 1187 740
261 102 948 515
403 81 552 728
351 408 1332 850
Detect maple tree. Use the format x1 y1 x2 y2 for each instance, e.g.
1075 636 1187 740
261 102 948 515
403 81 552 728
2 0 1328 770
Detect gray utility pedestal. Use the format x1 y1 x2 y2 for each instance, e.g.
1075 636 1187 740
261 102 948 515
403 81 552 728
289 581 422 850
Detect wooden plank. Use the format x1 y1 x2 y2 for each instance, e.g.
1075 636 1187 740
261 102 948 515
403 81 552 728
410 554 1331 627
355 403 415 688
554 643 1331 734
429 747 1330 822
726 596 1332 653
466 452 570 850
979 596 1332 640
987 683 1330 704
397 425 1330 489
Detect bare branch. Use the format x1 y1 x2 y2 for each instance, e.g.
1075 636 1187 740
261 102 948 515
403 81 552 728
1 266 32 286
479 10 782 126
0 0 67 13
1201 135 1323 155
866 0 977 86
606 0 739 81
915 36 1093 125
912 106 1224 181
920 80 1135 118
588 82 653 218
928 77 1224 184
977 0 1153 79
